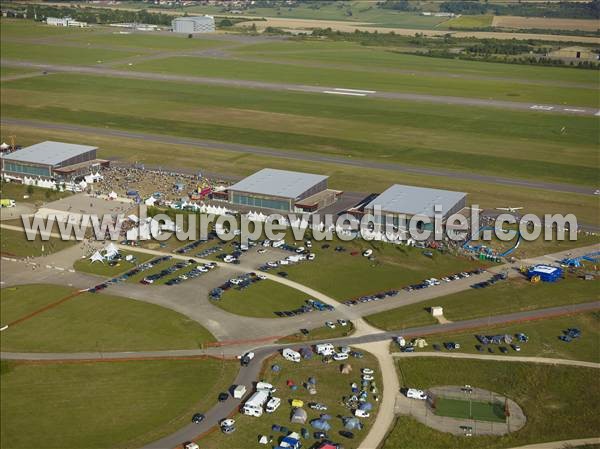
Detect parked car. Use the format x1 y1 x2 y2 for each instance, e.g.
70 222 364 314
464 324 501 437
325 321 336 329
355 409 370 418
218 392 229 402
333 352 349 361
192 413 205 424
339 430 354 439
362 368 374 375
309 403 328 411
499 346 509 354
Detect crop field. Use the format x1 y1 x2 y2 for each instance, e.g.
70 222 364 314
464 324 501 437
437 15 494 30
0 284 216 352
197 351 381 449
365 276 600 332
213 280 310 318
0 358 237 449
492 16 600 32
407 311 600 363
384 358 600 449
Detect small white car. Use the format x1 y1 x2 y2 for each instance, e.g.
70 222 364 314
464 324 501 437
296 247 305 253
362 368 374 375
267 261 278 268
257 248 267 254
305 241 312 248
262 239 271 247
307 253 316 261
230 278 241 285
338 319 348 326
362 374 374 381
362 249 373 257
333 352 349 361
257 273 268 280
279 259 289 265
355 409 370 418
339 346 351 354
325 321 336 329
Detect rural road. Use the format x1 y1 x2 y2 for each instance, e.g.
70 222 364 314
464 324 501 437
2 60 599 117
1 117 596 197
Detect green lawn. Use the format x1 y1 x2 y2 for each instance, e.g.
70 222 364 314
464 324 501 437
62 32 231 51
283 239 483 300
0 358 237 449
2 74 597 189
198 351 381 449
0 66 37 78
405 312 600 363
0 18 95 39
213 279 310 318
437 15 494 30
1 41 136 65
0 227 76 257
73 250 154 277
0 284 215 351
1 181 71 203
124 55 598 107
383 358 600 449
365 277 600 331
277 322 355 343
434 397 505 422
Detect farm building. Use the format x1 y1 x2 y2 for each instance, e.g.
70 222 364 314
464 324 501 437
1 141 106 187
171 15 215 33
227 168 337 213
363 184 467 230
548 46 598 61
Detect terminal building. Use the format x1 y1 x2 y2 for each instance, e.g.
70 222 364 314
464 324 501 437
363 184 467 230
1 141 106 187
171 15 215 33
227 168 337 213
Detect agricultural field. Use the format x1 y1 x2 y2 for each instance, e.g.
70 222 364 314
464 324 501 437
398 311 600 363
383 358 600 449
365 276 600 331
0 284 216 352
491 16 600 32
197 351 381 449
0 358 237 449
212 280 310 318
437 15 494 30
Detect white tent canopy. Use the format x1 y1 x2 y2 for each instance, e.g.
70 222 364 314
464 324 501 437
89 251 104 263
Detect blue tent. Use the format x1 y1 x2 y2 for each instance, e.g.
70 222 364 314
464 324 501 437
344 417 362 430
307 376 317 385
310 419 331 431
527 265 563 282
320 414 332 420
271 364 281 372
359 402 373 411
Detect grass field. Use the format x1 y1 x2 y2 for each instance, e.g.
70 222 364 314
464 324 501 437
213 279 310 318
438 15 494 30
0 227 75 257
0 284 216 351
365 276 600 331
197 351 381 449
73 250 154 277
412 311 600 363
125 55 598 107
1 41 137 65
384 358 600 449
0 19 94 39
1 181 71 203
282 240 483 300
2 73 597 190
0 358 237 449
434 397 505 422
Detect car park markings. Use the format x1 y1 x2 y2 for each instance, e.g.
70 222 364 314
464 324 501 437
323 90 367 97
530 105 554 111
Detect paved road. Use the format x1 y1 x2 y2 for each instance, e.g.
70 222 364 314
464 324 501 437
2 118 596 197
2 60 598 117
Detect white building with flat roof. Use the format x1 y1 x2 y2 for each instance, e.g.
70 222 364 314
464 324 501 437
172 15 215 33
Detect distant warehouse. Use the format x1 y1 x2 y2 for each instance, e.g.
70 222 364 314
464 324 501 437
363 184 466 230
227 168 338 213
172 15 215 33
1 141 107 188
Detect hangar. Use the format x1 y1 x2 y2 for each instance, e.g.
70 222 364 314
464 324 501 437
227 168 336 212
363 184 466 230
172 16 215 33
1 141 106 186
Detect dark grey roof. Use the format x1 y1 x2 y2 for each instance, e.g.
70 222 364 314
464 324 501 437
365 184 466 217
228 168 328 199
2 141 97 166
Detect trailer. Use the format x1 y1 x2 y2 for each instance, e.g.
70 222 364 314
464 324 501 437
243 390 270 417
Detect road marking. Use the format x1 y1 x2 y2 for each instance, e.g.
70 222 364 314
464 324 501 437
530 105 554 111
564 108 586 113
333 88 376 94
323 90 367 97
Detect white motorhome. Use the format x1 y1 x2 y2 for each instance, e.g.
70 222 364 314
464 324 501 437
265 396 281 413
282 348 301 363
256 381 276 393
406 388 428 400
272 239 285 248
243 390 270 417
315 343 335 356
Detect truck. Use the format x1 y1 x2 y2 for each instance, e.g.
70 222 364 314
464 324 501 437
282 348 301 363
233 385 247 399
242 390 270 417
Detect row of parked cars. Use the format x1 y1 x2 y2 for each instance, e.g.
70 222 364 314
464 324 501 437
164 261 217 286
141 259 194 284
209 272 266 300
87 255 172 293
274 298 335 318
471 272 507 289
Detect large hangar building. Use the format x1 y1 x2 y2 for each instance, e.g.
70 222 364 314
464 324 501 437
227 168 337 213
1 141 104 185
364 184 467 230
172 16 215 33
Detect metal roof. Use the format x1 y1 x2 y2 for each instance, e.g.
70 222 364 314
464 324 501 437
365 184 466 217
228 168 328 199
2 141 97 166
173 15 214 22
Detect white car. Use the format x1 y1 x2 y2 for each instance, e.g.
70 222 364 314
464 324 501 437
305 241 312 248
296 247 305 253
355 409 370 418
223 255 235 263
262 239 271 247
362 368 374 375
257 248 267 254
257 273 268 280
230 278 241 285
333 352 349 361
339 346 351 354
362 374 374 381
279 259 289 265
325 321 336 329
267 261 278 268
362 249 373 257
338 319 348 326
307 253 316 261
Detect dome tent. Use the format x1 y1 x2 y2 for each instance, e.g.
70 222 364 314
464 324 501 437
290 407 307 425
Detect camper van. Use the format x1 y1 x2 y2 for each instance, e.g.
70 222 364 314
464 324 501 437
406 388 428 400
265 396 281 413
256 381 277 393
272 239 285 248
315 343 335 356
243 390 269 417
282 348 301 363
